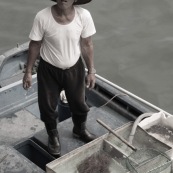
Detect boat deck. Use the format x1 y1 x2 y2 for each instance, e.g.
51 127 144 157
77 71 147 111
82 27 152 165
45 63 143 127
0 101 131 172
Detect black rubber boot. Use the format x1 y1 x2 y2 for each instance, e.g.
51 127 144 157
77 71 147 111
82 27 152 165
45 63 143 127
45 122 61 156
72 114 96 143
47 129 61 156
73 122 96 142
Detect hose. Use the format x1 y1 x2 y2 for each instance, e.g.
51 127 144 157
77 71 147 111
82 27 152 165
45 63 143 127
128 112 153 144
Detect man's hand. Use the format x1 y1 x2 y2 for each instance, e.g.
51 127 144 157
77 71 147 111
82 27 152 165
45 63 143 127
86 73 95 89
23 72 32 90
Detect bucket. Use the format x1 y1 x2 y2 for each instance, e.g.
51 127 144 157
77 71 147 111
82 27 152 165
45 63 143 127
58 100 71 122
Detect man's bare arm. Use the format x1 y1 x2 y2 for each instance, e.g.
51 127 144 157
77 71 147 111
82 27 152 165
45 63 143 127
25 40 41 73
23 40 41 89
80 36 96 89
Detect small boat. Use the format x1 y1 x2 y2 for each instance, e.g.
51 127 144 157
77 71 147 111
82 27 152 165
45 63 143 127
0 42 173 173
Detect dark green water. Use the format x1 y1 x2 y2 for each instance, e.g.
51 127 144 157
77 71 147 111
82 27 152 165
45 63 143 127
1 0 173 114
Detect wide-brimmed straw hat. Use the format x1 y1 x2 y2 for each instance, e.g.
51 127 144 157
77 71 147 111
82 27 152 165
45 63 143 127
51 0 92 5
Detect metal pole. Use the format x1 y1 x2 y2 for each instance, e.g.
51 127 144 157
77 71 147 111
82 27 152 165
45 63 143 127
97 119 137 151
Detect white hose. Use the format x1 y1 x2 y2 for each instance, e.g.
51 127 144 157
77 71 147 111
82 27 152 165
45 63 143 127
128 112 153 144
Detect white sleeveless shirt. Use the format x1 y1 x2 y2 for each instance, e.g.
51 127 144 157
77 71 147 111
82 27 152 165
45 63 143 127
29 6 96 69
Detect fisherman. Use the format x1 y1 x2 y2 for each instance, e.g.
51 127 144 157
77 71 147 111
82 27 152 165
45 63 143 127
23 0 96 156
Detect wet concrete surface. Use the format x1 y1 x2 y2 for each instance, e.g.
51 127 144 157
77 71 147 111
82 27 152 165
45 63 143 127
0 0 173 114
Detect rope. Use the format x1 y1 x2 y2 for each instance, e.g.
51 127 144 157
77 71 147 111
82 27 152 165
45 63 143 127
99 93 128 108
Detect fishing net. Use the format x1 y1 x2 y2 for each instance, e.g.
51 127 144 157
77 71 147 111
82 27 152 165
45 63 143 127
77 152 111 173
125 148 172 173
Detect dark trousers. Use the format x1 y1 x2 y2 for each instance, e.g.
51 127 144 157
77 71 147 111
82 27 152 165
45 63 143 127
37 58 90 129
